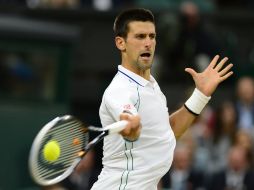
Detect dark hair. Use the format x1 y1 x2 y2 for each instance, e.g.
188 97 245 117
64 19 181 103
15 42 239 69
113 8 155 39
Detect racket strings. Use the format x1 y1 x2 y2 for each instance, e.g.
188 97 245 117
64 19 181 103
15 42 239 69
35 119 89 181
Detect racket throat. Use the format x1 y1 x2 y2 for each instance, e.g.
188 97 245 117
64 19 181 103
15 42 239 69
83 131 107 154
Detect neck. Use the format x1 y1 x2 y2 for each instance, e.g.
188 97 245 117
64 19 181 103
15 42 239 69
122 63 150 80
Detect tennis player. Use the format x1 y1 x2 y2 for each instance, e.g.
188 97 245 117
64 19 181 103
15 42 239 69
91 8 233 190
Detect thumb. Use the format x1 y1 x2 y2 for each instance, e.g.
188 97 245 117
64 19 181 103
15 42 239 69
185 68 197 78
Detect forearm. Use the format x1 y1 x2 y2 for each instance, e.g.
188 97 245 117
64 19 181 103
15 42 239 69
170 88 211 139
169 106 197 139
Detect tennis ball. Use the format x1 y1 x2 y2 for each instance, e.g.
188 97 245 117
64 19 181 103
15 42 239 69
43 140 61 162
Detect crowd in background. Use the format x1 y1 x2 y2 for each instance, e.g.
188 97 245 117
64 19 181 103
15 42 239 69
158 75 254 190
0 0 253 189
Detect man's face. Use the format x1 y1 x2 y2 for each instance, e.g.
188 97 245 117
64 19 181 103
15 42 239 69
123 21 156 70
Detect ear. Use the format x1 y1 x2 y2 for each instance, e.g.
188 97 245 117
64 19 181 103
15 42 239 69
115 36 126 51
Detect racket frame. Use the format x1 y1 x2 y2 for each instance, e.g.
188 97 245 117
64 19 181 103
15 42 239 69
29 115 127 186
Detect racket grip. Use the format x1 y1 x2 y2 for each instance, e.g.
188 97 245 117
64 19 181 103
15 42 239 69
106 120 128 134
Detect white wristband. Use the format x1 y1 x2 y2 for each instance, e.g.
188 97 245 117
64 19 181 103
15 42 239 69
184 88 211 115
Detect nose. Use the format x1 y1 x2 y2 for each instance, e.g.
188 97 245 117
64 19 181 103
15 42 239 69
144 37 153 48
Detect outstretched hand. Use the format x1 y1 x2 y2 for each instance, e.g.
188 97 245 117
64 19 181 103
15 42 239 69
185 55 233 96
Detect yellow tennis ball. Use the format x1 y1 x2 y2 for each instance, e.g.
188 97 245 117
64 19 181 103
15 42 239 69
43 140 61 162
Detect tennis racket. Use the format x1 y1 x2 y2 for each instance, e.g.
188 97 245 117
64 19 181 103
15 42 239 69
29 115 128 186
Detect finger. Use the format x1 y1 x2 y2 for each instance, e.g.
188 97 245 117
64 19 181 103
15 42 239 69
120 124 131 135
208 55 220 69
219 63 233 76
132 115 141 126
185 68 197 78
120 113 130 120
219 71 233 82
215 57 228 71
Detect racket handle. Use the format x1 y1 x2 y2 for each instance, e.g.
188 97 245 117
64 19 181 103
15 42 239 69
105 120 128 134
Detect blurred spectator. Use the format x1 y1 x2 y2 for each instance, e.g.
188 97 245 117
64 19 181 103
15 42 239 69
235 76 254 134
207 145 254 190
160 143 205 190
187 106 214 173
233 129 254 167
134 0 178 10
27 0 80 9
205 101 237 174
91 0 133 10
0 53 35 98
73 0 133 10
160 1 220 83
92 0 112 10
212 101 237 144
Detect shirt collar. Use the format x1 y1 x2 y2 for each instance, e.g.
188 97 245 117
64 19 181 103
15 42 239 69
118 65 151 87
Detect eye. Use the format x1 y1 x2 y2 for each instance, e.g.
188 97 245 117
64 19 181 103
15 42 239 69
149 34 156 39
135 34 146 39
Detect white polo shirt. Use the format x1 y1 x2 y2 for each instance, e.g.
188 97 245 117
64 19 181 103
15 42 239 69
91 65 176 190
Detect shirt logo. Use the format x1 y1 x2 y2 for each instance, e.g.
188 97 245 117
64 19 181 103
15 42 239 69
123 104 132 110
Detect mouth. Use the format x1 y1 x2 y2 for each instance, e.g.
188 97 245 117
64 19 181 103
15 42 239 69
140 52 152 60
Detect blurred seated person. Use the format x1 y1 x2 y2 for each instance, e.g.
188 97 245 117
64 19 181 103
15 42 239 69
27 0 80 9
233 129 254 167
205 101 237 174
160 143 205 190
184 106 214 173
79 0 133 10
235 76 254 133
207 145 254 190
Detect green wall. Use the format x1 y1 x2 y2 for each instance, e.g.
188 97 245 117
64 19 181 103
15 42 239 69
0 103 68 189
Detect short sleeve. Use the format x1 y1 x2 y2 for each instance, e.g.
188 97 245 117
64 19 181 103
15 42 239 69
104 87 138 121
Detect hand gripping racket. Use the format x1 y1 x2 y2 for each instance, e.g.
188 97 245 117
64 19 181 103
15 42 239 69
28 115 128 186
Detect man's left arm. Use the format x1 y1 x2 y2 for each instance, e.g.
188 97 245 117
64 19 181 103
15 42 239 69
170 55 233 139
